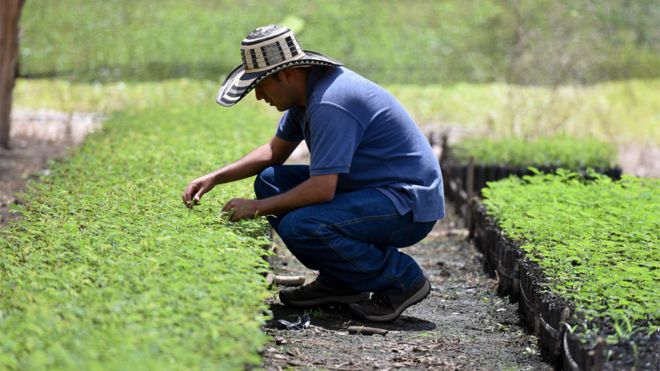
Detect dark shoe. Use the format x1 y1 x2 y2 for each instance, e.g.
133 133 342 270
279 280 370 308
348 277 431 322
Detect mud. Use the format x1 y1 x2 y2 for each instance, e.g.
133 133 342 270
261 207 554 370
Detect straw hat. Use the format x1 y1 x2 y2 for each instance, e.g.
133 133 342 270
216 24 342 107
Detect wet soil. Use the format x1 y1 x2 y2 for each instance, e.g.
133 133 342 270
260 207 554 371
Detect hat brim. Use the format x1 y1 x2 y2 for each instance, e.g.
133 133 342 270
216 51 342 107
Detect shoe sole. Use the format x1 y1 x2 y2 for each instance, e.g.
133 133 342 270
280 292 370 308
349 279 431 322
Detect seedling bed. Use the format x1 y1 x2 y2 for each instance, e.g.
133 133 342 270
466 173 659 370
439 136 621 216
0 107 274 369
469 203 659 369
442 163 622 215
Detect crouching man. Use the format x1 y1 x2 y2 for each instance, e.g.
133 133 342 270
182 25 445 322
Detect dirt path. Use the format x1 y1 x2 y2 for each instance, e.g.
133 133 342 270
261 206 554 370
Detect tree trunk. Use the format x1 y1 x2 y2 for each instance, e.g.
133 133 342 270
0 0 25 150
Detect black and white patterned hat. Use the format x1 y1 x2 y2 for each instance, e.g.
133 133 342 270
216 25 342 107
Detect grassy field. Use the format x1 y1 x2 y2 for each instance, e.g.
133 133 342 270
16 0 659 148
20 0 659 84
388 80 660 145
14 78 660 145
19 0 500 83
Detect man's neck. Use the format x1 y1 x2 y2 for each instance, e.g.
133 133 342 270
297 67 311 107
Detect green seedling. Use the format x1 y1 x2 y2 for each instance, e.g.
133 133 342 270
451 135 617 169
482 171 659 343
0 106 273 369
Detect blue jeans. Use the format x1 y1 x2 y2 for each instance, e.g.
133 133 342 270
254 165 436 294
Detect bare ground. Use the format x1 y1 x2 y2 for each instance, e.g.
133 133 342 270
260 207 554 371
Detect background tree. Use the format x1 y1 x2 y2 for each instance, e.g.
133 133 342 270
0 0 25 149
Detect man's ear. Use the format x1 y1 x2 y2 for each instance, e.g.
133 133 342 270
278 68 295 84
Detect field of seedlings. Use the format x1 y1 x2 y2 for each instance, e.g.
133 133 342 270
2 0 658 369
440 136 623 214
0 106 273 369
470 172 659 369
449 136 618 169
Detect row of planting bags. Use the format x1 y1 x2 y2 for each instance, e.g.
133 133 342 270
469 201 657 371
440 136 658 371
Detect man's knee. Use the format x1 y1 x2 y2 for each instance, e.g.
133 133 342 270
276 210 321 245
254 164 310 200
253 166 276 200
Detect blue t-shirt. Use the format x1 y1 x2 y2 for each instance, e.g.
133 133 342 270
276 66 445 222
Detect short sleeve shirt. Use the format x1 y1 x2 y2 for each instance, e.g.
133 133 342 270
276 66 445 222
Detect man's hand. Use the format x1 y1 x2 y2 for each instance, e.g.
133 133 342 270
180 136 299 210
222 198 261 222
182 174 216 209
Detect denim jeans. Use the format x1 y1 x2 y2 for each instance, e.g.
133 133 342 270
254 165 436 294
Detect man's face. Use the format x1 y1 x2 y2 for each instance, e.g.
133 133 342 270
254 73 296 111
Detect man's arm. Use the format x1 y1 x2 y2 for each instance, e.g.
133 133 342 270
182 136 299 208
223 173 338 221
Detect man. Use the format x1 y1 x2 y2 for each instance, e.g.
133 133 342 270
182 25 445 322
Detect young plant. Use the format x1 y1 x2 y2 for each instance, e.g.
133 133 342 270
451 135 618 169
0 105 274 369
482 171 659 343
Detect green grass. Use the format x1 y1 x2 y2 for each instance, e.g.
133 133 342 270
19 0 659 84
14 78 660 145
482 171 660 342
388 79 660 145
0 104 274 369
19 0 499 83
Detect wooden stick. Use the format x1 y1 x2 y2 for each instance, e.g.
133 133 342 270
268 274 306 287
348 326 388 336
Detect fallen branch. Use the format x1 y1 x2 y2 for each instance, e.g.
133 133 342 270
348 326 388 336
267 274 306 287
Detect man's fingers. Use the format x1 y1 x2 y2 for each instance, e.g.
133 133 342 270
192 187 205 205
182 192 193 208
182 182 205 209
222 199 236 212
